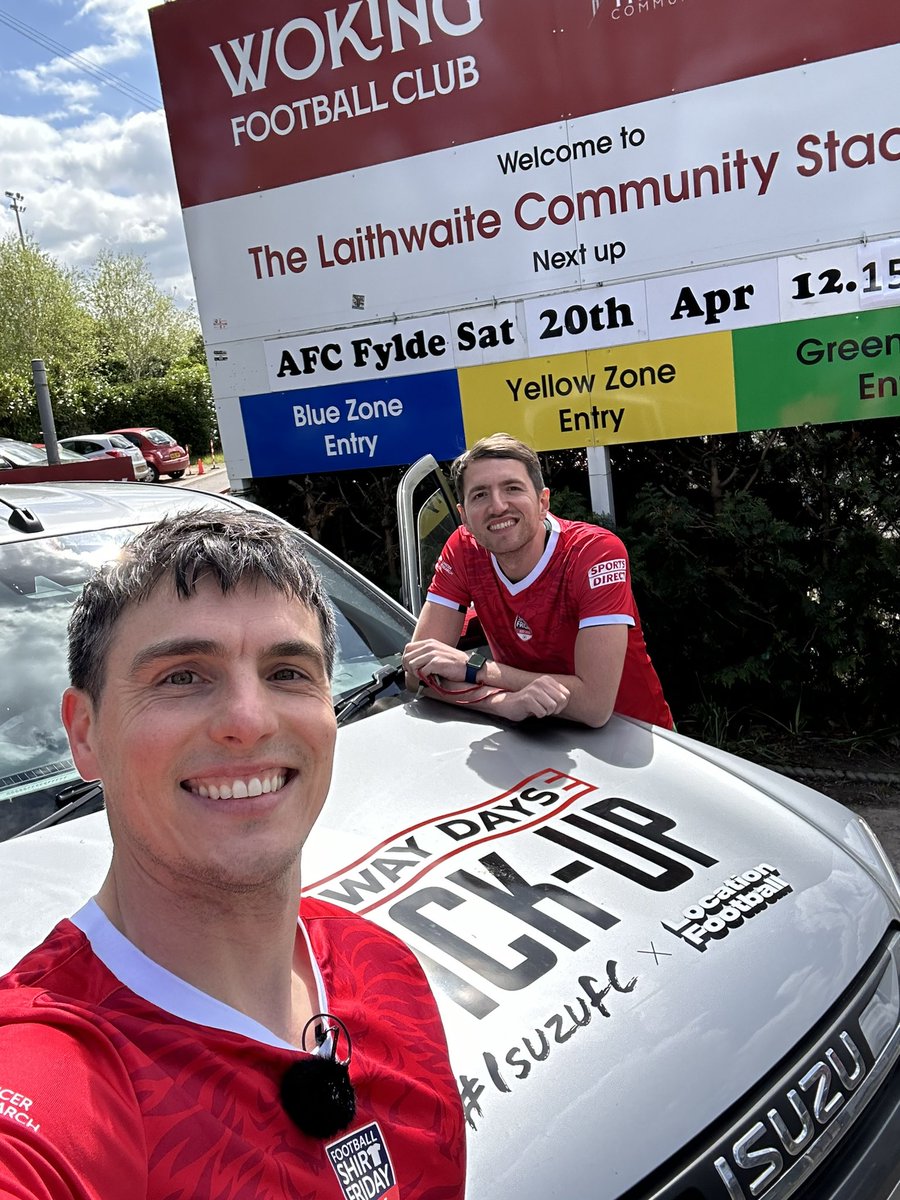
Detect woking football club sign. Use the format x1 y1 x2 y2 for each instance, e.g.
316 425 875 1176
151 0 900 480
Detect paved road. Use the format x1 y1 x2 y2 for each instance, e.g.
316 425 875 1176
161 464 231 495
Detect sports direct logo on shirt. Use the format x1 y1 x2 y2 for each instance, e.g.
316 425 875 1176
588 559 626 589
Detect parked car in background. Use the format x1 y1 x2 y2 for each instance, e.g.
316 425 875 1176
0 438 87 469
0 476 899 1198
58 433 152 481
109 426 189 481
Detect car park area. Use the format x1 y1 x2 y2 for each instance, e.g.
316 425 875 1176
58 433 152 481
109 426 189 481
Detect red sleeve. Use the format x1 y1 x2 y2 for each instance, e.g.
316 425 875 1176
424 527 472 611
571 529 637 626
0 1004 146 1200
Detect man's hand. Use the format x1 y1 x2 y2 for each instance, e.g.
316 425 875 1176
403 638 469 684
499 675 570 721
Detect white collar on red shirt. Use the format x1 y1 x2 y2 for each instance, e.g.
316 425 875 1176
490 512 560 595
70 897 329 1050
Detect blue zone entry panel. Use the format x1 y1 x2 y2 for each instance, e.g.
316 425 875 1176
241 369 466 476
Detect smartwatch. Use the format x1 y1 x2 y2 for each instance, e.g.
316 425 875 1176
465 651 486 684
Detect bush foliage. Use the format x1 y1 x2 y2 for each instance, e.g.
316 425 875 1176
0 238 214 453
1 364 216 454
546 422 900 745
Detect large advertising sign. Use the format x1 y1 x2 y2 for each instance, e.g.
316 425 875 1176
150 0 900 480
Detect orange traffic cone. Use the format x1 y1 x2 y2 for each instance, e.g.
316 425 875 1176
197 458 205 475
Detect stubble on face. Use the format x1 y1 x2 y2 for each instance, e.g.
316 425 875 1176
67 578 337 907
459 458 550 569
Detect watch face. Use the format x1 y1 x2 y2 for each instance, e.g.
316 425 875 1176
468 653 486 669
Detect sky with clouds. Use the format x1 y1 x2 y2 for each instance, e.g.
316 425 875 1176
0 0 195 305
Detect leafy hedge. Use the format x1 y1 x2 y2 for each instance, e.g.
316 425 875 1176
545 421 900 744
1 364 217 454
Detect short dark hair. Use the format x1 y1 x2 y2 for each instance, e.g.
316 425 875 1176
450 433 545 502
68 507 337 702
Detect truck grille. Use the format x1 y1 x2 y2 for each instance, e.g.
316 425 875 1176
628 930 900 1200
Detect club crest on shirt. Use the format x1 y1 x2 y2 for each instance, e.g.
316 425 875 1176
326 1122 399 1200
588 558 626 589
514 615 533 641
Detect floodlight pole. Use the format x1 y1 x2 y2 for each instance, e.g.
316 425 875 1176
4 190 26 246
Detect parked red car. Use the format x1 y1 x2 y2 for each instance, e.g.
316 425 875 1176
109 427 190 482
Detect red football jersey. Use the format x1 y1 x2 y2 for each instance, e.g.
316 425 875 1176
0 899 465 1200
427 514 672 728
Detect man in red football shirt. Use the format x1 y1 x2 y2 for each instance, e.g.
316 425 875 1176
402 433 672 729
0 509 465 1200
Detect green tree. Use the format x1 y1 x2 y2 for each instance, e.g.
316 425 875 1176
89 251 197 382
0 235 96 382
596 422 900 743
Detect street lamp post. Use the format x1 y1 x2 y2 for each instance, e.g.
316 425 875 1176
4 190 26 246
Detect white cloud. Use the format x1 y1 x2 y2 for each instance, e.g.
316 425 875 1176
0 109 194 304
0 1 193 304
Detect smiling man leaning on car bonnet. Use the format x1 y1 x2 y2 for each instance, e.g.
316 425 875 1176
0 508 465 1200
403 432 672 730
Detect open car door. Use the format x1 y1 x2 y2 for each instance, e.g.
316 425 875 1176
396 453 461 615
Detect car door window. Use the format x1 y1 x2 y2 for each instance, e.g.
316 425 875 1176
396 455 461 614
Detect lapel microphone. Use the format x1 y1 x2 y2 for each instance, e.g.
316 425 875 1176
280 1013 357 1139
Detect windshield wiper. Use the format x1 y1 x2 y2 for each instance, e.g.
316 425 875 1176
335 664 405 726
13 780 104 838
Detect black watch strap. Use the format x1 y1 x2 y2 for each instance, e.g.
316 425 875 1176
465 652 486 684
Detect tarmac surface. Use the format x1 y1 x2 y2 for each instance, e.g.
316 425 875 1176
160 462 231 495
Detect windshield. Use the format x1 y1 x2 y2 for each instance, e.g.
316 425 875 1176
0 523 413 839
0 442 46 466
108 435 137 450
144 429 175 445
0 442 85 467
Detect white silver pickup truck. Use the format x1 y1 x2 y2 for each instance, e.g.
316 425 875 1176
1 473 898 1198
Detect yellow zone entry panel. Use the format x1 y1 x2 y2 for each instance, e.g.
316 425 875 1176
458 332 737 450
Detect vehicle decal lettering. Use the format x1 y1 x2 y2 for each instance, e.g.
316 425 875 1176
306 774 717 912
456 960 638 1130
304 772 718 1017
389 848 619 997
306 769 594 911
537 795 717 890
662 864 793 951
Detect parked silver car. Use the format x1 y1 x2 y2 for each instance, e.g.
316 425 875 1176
58 433 152 481
0 438 87 469
0 477 898 1199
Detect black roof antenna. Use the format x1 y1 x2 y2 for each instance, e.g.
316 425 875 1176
0 494 44 533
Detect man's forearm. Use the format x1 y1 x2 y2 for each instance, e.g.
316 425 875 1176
402 631 623 727
477 660 614 727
